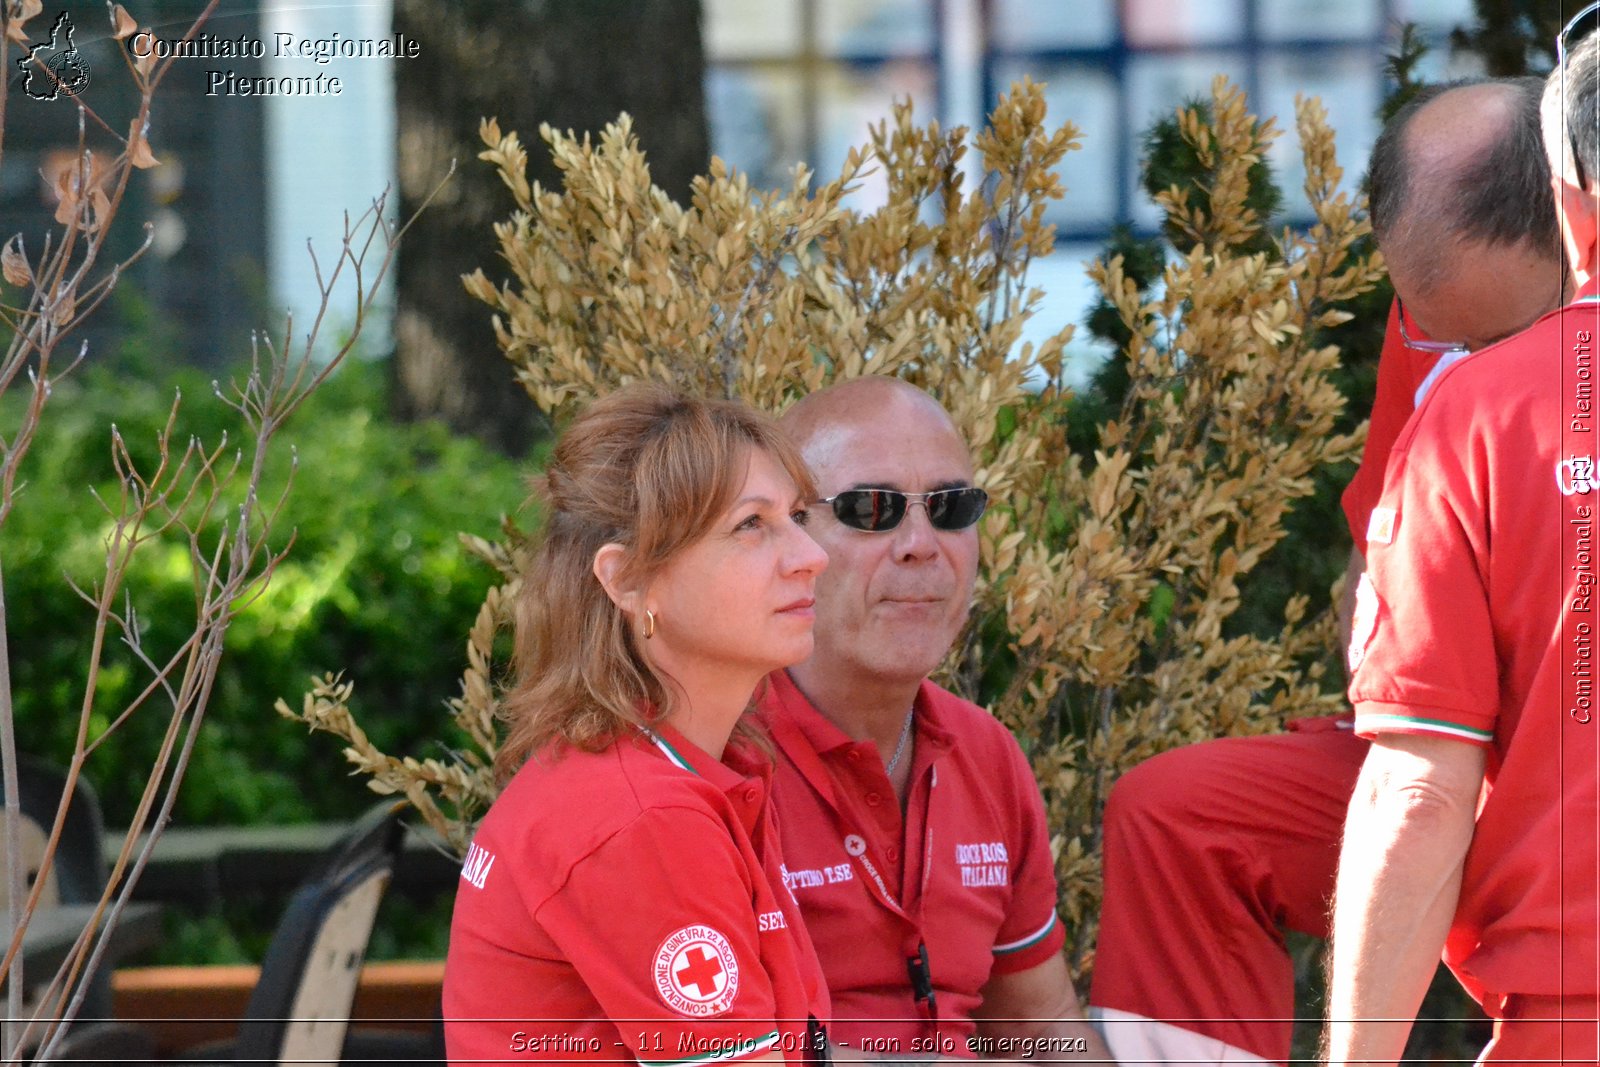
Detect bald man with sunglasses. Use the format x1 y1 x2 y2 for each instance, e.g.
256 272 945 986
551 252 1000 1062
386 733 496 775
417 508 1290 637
760 376 1109 1061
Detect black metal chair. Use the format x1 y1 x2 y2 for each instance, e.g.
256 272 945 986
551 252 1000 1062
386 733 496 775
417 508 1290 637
6 755 109 915
180 799 443 1065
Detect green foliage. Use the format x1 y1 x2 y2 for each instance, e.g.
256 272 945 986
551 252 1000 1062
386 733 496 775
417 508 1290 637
1448 0 1561 76
3 355 526 827
1382 24 1433 123
1142 99 1284 256
146 885 453 966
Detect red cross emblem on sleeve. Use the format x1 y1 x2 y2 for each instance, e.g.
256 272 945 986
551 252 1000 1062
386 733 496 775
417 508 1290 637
654 925 741 1016
676 945 724 995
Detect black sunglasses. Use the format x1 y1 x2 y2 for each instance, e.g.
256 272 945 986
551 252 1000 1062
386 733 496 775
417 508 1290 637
818 487 989 533
1560 2 1600 189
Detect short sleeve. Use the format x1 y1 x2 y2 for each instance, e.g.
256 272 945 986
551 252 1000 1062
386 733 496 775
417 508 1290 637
535 807 788 1065
1347 407 1497 746
989 733 1066 974
1341 301 1439 553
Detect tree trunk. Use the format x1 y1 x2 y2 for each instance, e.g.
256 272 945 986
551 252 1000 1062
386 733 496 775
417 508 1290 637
391 0 708 455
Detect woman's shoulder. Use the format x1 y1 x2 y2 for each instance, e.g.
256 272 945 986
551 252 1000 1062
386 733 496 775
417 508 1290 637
477 737 730 862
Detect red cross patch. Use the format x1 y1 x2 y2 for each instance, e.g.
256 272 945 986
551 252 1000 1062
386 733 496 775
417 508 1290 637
653 924 740 1017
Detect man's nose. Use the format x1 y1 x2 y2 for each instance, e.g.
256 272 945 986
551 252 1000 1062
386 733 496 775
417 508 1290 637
890 500 940 559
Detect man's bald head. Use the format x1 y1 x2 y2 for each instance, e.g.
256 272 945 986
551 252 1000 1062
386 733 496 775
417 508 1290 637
778 375 980 707
1369 78 1560 299
781 376 969 467
1366 78 1566 354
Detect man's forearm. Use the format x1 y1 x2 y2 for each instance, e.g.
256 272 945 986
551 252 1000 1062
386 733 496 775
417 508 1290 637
1324 735 1483 1066
973 953 1114 1062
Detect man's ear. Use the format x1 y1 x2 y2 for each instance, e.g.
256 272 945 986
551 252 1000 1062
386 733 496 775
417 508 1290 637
1557 177 1600 282
592 543 641 617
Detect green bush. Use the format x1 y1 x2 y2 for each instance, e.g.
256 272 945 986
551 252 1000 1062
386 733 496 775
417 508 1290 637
3 355 528 828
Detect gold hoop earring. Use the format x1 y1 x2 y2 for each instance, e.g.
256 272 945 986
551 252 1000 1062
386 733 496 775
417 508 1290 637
642 609 656 640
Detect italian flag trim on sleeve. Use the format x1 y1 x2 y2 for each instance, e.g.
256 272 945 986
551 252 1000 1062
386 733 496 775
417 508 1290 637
1359 713 1493 744
994 911 1058 955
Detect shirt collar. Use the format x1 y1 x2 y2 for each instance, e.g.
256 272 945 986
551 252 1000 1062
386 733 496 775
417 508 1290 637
638 718 769 794
764 670 858 755
761 670 955 761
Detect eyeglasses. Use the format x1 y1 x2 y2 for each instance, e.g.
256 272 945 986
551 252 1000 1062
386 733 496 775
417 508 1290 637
818 487 989 533
1558 1 1600 190
1395 298 1469 359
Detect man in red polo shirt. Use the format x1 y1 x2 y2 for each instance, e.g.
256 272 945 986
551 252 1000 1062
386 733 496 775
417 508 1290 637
1089 77 1564 1064
763 377 1108 1060
1323 41 1600 1065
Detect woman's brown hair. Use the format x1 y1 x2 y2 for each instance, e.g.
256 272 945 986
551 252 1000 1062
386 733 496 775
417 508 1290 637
494 383 815 782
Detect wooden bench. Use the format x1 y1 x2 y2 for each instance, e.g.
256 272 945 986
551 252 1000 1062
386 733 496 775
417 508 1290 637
113 958 445 1054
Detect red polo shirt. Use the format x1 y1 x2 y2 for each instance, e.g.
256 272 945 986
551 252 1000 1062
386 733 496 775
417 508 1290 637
1349 284 1600 1001
759 671 1064 1056
1341 300 1450 551
444 721 830 1064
